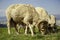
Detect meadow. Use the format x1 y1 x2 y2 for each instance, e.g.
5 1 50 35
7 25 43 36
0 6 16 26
0 26 60 40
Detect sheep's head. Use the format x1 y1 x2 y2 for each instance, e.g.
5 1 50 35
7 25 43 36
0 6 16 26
38 20 48 35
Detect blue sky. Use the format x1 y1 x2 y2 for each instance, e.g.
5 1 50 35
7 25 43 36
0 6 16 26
0 0 60 19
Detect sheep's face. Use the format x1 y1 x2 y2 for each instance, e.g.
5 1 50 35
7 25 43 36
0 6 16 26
41 24 47 35
38 23 47 35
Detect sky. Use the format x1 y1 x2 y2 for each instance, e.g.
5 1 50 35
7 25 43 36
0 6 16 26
0 0 60 19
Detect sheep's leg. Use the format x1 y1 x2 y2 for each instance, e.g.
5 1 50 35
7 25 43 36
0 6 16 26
23 16 34 36
17 27 20 33
40 23 45 35
23 16 29 35
25 26 28 35
29 24 34 36
14 24 20 35
17 24 21 33
7 21 11 34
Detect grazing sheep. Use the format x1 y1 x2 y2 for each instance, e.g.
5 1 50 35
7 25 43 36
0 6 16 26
6 4 41 36
35 7 50 34
35 7 57 34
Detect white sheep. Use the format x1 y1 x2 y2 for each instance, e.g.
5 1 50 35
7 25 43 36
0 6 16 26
6 4 41 36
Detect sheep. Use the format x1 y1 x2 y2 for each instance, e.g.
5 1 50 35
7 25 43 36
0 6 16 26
35 7 57 33
35 7 50 34
6 4 41 36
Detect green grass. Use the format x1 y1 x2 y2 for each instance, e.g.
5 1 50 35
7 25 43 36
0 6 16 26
0 26 60 40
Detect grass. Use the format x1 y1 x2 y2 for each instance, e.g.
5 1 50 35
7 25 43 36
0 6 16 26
0 26 60 40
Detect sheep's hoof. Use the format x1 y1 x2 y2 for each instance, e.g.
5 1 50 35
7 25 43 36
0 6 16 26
31 34 34 36
41 32 45 35
16 32 20 35
8 32 10 35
